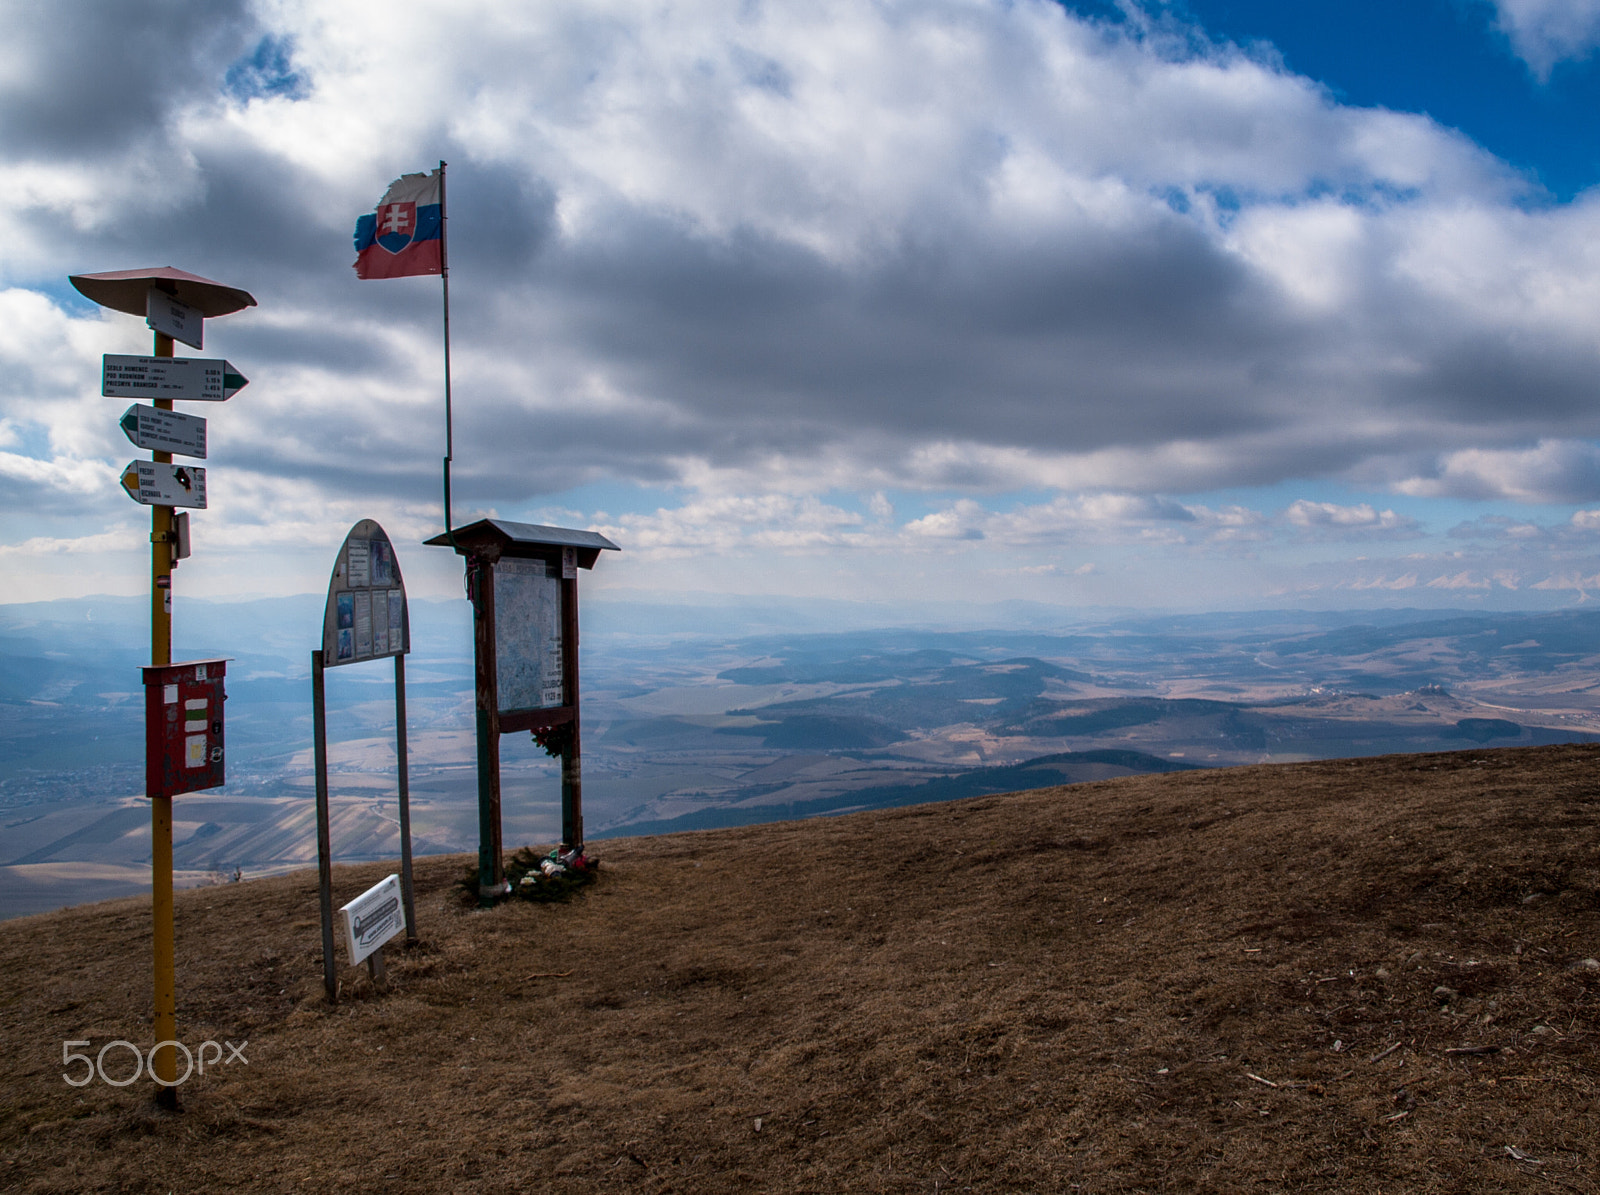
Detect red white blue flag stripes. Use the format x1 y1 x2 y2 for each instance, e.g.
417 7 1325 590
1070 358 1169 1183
353 171 443 279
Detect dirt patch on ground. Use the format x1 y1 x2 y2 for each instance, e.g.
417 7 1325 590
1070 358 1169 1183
3 743 1600 1192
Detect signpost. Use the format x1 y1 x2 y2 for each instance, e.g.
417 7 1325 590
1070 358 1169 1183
311 519 418 1004
146 289 204 349
120 405 207 458
119 461 207 508
339 874 405 988
426 519 618 906
103 354 248 402
70 266 255 1110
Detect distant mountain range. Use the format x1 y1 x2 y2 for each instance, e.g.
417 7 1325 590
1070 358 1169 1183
4 596 1600 917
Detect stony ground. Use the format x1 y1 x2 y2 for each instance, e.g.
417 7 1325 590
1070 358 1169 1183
3 743 1600 1192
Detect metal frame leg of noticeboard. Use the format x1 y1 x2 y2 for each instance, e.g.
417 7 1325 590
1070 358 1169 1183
312 648 419 1005
311 650 338 1004
394 653 417 943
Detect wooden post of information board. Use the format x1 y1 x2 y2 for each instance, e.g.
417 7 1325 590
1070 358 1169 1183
470 551 504 905
427 520 618 904
560 563 583 848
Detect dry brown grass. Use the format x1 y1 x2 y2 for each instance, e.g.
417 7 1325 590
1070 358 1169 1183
4 743 1600 1192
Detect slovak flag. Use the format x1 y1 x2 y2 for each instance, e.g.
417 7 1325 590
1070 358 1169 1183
353 170 443 279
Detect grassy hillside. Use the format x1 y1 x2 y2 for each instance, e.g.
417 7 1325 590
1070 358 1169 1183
3 744 1600 1192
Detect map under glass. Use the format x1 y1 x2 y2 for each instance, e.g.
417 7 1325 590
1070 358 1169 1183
495 558 564 711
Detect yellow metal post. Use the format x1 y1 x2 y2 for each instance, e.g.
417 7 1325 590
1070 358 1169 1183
149 329 178 1108
66 267 256 1114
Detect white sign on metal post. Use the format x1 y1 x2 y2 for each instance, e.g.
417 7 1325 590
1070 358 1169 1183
146 288 203 349
339 874 405 965
120 405 207 458
103 355 248 402
120 460 207 508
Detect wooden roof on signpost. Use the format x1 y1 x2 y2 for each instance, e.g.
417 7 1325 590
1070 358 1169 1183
425 519 620 568
68 267 258 317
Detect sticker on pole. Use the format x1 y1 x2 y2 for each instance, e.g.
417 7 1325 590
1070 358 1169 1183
120 461 207 508
339 874 404 965
120 405 207 458
104 355 248 402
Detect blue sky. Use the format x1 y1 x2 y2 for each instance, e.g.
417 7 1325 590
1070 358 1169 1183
4 0 1600 615
1170 0 1600 198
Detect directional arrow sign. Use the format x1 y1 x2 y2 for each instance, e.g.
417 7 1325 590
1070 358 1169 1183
102 355 248 402
120 461 207 509
120 404 207 458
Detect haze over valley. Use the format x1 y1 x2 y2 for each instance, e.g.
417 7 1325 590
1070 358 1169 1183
5 594 1599 918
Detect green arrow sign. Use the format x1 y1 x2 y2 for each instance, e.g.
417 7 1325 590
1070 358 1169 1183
102 355 249 402
119 404 207 458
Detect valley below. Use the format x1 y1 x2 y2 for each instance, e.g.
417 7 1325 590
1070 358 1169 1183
5 599 1600 918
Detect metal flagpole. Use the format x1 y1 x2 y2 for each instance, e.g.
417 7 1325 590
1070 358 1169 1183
438 160 457 551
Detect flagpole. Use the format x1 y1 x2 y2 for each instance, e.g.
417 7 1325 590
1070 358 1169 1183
439 159 458 551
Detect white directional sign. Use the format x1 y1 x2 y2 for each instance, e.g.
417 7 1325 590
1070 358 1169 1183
103 355 248 402
146 287 203 349
120 404 207 458
120 461 207 509
340 874 405 965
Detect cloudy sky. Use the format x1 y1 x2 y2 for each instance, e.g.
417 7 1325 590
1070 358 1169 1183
5 0 1600 615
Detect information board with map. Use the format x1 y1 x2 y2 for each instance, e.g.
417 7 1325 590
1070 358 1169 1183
321 519 409 668
494 557 565 711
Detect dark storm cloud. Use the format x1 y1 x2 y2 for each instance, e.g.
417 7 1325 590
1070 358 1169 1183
518 206 1287 453
9 0 1600 520
1395 331 1600 425
0 0 256 156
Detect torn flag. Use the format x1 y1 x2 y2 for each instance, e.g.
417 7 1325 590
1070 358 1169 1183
353 171 443 279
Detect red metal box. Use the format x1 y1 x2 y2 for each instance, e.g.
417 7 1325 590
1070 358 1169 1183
142 659 227 799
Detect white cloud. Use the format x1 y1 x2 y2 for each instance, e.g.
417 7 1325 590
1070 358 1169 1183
1489 0 1600 78
3 0 1600 608
1533 569 1600 595
593 493 869 557
1426 571 1491 590
1283 500 1421 539
0 451 115 497
11 0 1588 502
897 492 1267 550
0 525 138 558
1346 572 1420 591
1392 440 1600 503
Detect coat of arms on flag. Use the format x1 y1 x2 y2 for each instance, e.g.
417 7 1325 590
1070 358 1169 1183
353 170 443 279
375 201 418 253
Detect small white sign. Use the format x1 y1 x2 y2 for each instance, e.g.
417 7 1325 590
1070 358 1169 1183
120 404 207 458
340 874 404 965
146 288 203 349
120 460 207 508
104 355 247 402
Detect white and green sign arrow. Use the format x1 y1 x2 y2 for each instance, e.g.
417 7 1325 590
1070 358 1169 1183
119 404 207 458
102 355 248 402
